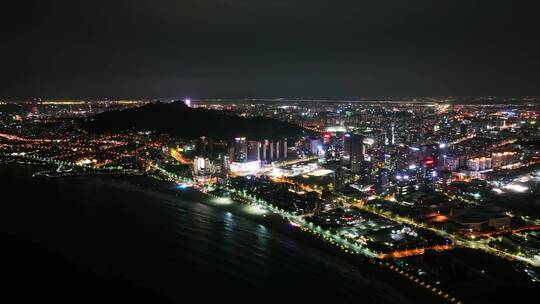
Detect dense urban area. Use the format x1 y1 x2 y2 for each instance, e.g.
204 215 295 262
2 98 540 302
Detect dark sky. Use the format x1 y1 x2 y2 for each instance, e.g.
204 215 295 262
1 0 539 99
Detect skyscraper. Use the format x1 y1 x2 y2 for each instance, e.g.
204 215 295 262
385 123 395 145
343 134 365 172
247 140 261 161
231 137 247 162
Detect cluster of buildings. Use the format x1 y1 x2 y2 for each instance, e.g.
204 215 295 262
229 137 288 163
189 137 290 177
466 152 518 171
3 98 540 297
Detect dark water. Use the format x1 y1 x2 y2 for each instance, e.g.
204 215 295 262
0 164 422 303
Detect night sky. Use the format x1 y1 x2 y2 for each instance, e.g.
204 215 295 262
2 0 539 99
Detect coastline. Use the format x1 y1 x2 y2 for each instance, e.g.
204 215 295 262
0 162 447 303
76 170 447 303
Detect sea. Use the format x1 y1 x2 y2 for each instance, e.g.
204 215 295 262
0 164 429 303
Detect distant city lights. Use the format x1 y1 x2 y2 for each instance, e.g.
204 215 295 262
504 184 529 193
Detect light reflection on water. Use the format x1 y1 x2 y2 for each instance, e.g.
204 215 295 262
0 164 414 303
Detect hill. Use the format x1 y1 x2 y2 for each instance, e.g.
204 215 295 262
81 101 310 140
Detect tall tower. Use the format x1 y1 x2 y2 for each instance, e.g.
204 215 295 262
262 140 269 161
247 141 261 161
343 134 365 172
233 137 247 162
269 141 275 160
385 123 395 145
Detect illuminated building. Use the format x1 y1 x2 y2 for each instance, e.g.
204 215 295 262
395 174 416 197
229 160 261 174
229 138 288 164
230 137 247 162
491 151 517 168
467 157 492 171
451 209 511 232
466 152 517 171
261 139 288 162
193 156 213 176
420 157 437 190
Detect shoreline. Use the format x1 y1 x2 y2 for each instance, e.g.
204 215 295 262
77 171 449 303
2 163 448 303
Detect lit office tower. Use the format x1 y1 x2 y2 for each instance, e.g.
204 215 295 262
437 142 448 170
282 139 288 159
420 157 437 190
276 140 281 159
247 141 261 161
343 134 365 172
342 134 351 163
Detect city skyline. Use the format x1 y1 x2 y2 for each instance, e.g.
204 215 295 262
2 97 540 303
2 1 540 303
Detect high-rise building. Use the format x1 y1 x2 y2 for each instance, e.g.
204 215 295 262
269 141 275 160
257 139 288 162
247 141 261 161
385 124 395 145
262 140 275 161
262 139 269 160
420 157 437 190
193 156 212 176
376 168 390 193
230 137 247 162
343 133 365 172
396 175 416 197
221 155 230 173
491 152 517 168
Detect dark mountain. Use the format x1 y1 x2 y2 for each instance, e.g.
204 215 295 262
82 101 310 140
